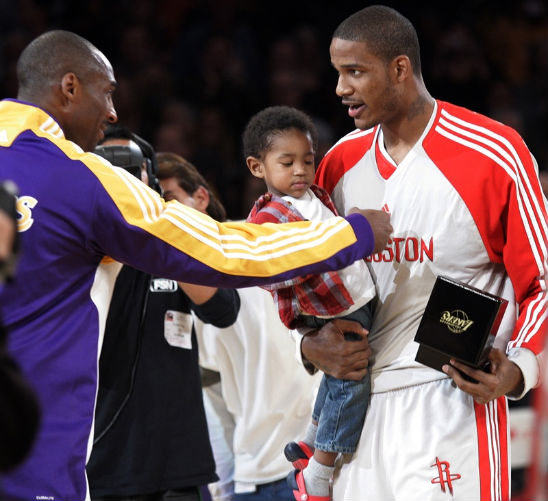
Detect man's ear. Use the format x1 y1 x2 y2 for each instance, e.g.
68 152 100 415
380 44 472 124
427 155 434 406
246 156 265 179
191 185 210 213
392 55 411 83
60 73 80 105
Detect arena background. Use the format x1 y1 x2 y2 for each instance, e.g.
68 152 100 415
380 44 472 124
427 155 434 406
1 0 547 498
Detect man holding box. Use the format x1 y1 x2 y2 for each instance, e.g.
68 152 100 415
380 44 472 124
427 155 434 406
299 5 547 500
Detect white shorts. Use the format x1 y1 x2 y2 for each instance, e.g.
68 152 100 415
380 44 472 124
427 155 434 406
333 378 510 501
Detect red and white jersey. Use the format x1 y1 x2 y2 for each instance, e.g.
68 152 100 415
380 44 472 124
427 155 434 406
316 100 548 394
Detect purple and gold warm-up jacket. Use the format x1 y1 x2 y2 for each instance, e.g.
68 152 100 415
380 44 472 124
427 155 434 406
0 99 374 501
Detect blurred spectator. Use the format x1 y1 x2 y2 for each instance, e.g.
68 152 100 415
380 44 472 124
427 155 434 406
0 180 40 474
429 23 491 114
539 170 548 198
0 182 18 278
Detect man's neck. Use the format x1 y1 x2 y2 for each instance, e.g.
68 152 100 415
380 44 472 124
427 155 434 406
381 92 435 165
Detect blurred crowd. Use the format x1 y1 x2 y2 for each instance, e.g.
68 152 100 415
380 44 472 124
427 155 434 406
1 0 546 219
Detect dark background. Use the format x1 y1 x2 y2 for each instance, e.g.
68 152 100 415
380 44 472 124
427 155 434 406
0 0 546 219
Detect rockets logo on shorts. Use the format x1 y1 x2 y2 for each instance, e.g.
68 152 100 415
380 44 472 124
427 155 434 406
431 456 461 495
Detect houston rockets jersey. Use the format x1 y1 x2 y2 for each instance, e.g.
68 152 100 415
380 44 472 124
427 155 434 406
316 100 547 394
0 99 374 501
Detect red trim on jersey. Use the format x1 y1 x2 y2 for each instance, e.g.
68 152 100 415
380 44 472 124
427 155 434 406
474 402 492 500
374 135 397 179
496 398 510 501
474 397 510 501
316 128 376 195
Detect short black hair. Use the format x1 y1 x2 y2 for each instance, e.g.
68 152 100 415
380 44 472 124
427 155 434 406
242 105 318 160
333 5 422 75
16 30 103 99
102 124 133 142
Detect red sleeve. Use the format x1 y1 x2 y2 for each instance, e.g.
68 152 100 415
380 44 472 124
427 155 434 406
425 103 547 355
247 210 282 224
500 145 547 354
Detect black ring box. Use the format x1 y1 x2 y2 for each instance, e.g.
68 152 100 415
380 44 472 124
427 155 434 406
414 276 508 374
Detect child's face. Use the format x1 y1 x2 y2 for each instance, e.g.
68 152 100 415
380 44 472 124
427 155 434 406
248 129 316 198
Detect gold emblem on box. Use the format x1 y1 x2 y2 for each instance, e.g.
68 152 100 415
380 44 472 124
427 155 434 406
440 310 474 334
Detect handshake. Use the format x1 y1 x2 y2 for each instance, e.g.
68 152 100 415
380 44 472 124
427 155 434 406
0 181 19 284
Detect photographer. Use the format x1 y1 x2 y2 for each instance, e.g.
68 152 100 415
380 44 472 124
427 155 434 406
87 126 239 501
0 181 40 473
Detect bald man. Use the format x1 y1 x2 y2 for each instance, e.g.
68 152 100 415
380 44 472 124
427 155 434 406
0 31 390 500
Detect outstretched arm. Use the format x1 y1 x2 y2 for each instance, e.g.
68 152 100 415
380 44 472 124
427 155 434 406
91 163 381 289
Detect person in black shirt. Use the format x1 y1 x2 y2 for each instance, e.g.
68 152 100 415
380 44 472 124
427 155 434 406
87 126 239 501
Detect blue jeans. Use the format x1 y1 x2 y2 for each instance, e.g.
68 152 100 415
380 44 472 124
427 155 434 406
232 477 294 500
301 304 372 454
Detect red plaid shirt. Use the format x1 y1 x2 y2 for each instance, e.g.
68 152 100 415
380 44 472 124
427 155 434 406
246 185 355 329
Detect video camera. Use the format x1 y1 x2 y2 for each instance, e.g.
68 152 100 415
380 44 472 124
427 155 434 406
93 128 161 194
94 141 145 180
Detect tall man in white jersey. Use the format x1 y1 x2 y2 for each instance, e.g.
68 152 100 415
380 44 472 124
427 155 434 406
297 5 547 501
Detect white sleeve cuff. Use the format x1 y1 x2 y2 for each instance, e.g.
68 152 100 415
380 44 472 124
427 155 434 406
506 347 540 400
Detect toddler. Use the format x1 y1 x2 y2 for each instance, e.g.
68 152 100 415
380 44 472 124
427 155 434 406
244 106 377 501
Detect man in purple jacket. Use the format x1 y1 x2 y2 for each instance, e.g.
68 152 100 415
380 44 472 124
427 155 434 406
0 30 391 500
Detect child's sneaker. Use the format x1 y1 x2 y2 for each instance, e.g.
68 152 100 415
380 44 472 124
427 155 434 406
287 469 331 501
284 441 314 470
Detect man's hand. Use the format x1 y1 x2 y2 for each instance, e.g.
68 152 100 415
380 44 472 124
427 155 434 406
349 208 392 254
301 319 371 380
442 348 524 405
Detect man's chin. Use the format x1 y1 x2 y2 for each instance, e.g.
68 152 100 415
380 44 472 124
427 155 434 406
354 117 378 131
